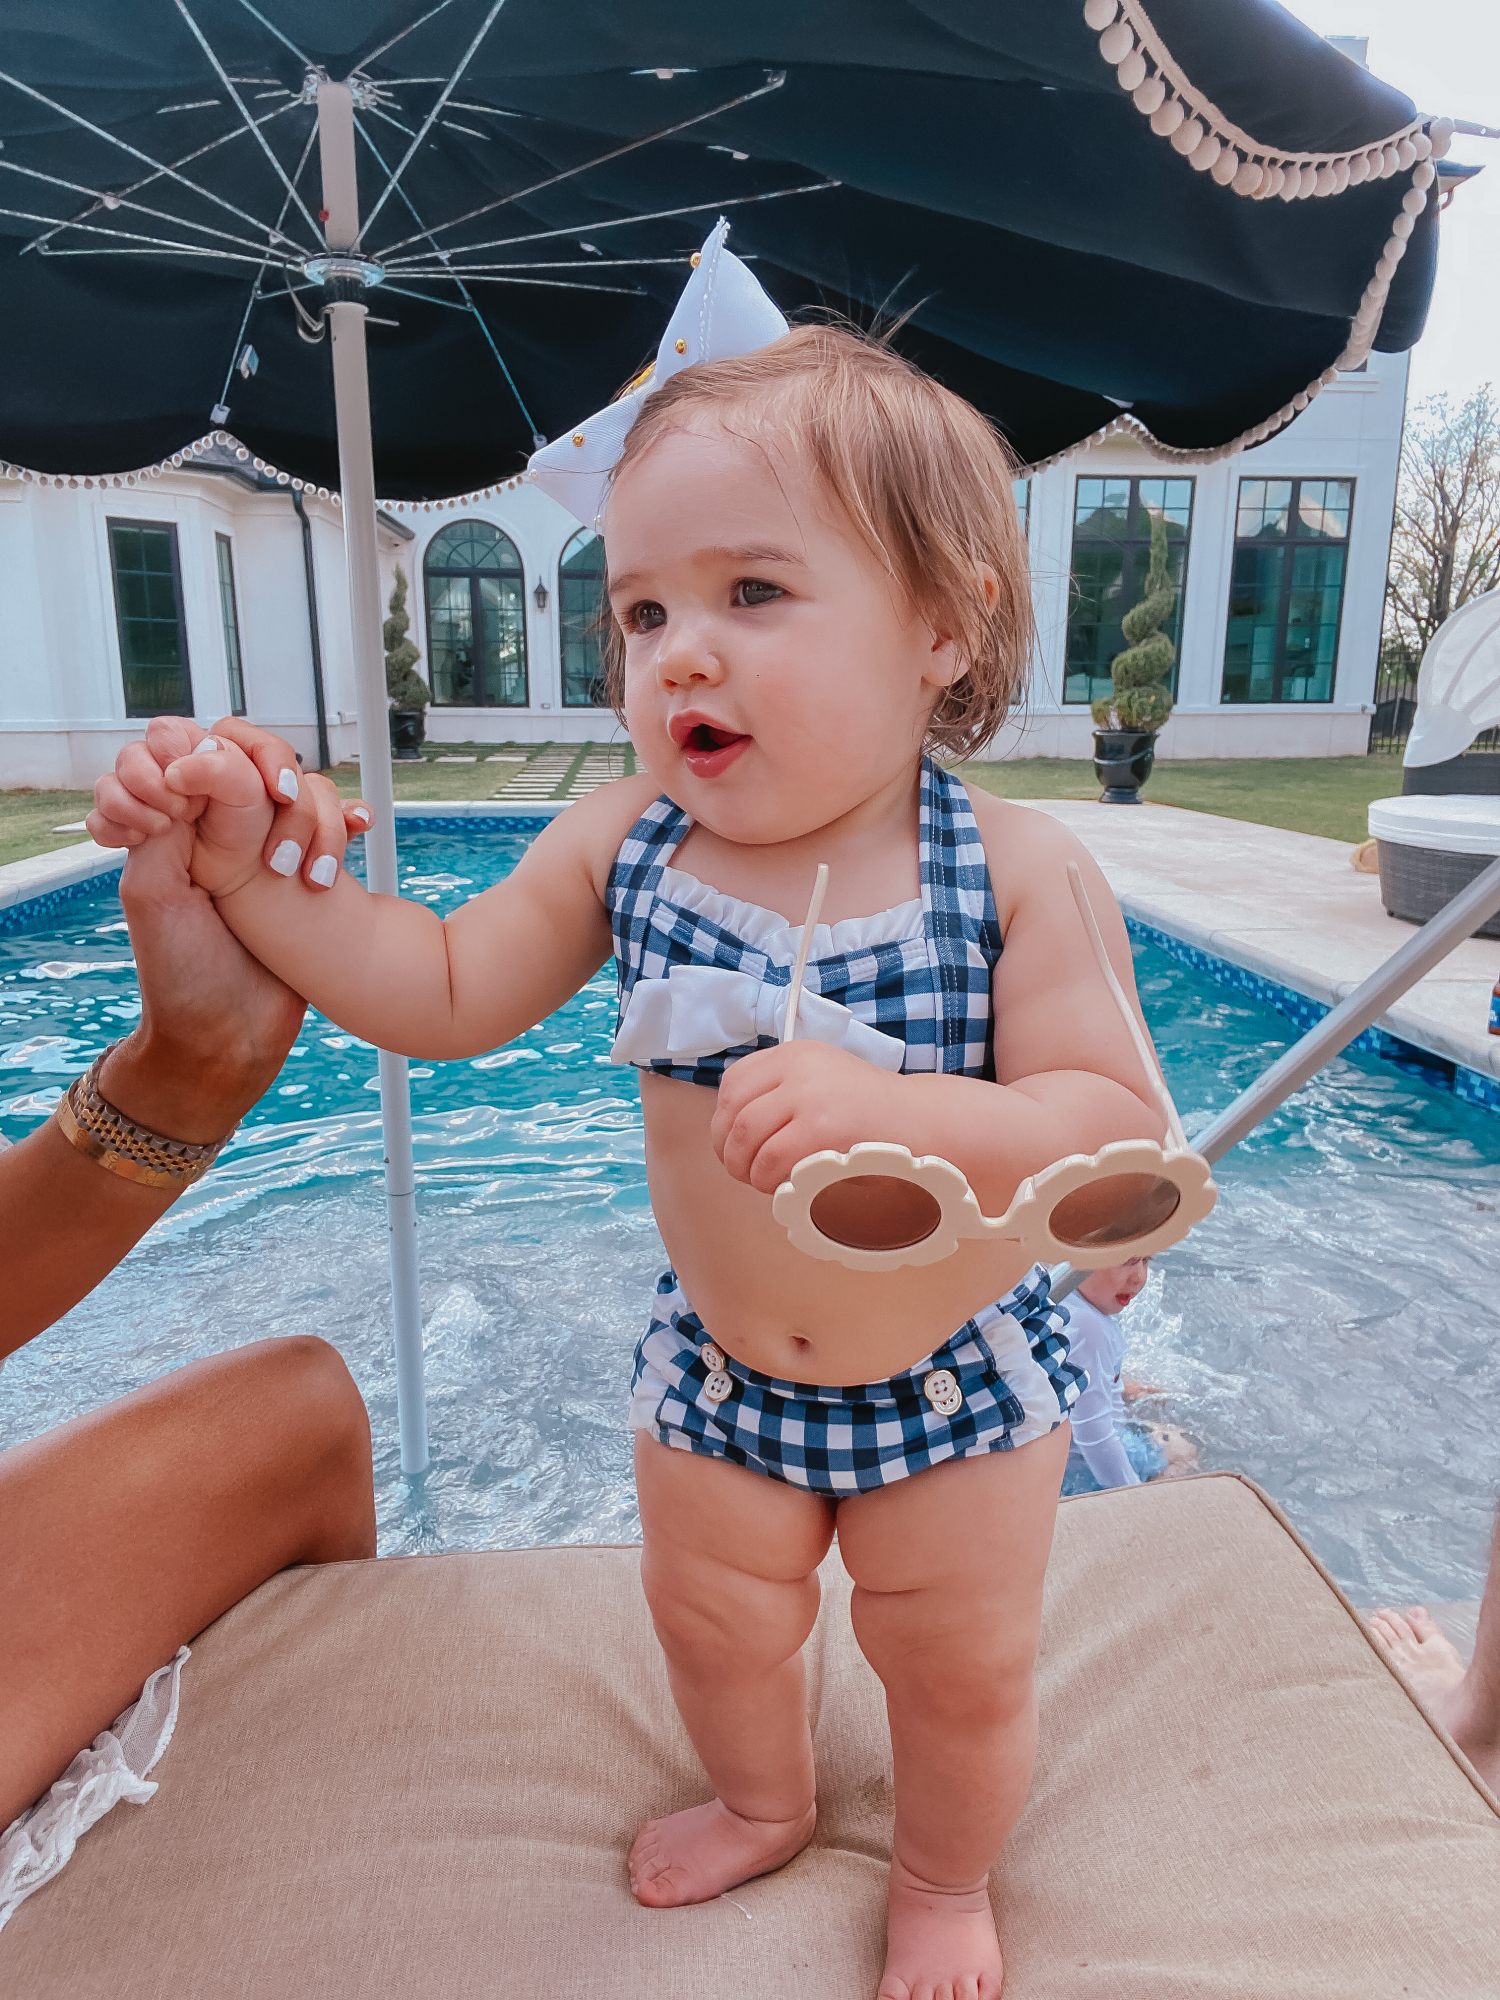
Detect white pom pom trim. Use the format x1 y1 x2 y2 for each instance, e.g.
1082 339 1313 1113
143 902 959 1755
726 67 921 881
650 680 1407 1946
1086 0 1436 200
1020 161 1429 474
0 430 533 510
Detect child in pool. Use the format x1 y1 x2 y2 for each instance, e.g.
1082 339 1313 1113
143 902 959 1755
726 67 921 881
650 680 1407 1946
1060 1257 1197 1494
96 323 1169 1998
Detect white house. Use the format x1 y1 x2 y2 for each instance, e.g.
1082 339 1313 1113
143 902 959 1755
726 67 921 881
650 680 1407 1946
0 348 1405 788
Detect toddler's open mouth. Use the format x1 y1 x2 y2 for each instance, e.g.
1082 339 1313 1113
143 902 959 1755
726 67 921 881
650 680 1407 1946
671 714 751 777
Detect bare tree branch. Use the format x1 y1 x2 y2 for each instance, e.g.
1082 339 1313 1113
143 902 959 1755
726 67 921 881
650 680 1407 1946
1382 385 1500 680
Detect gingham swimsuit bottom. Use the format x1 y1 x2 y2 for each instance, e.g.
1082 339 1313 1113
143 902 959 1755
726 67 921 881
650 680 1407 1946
606 757 1081 1497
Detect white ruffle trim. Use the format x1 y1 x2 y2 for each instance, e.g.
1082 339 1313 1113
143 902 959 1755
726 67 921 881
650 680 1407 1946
0 1646 189 1932
656 866 923 965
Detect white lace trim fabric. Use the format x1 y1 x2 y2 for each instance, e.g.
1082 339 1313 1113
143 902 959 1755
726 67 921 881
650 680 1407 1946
0 1646 189 1932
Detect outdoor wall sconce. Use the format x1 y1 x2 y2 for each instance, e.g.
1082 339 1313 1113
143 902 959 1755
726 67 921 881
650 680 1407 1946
533 579 549 611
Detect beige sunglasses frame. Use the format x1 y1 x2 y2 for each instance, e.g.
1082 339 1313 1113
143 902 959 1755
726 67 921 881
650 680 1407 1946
771 862 1218 1274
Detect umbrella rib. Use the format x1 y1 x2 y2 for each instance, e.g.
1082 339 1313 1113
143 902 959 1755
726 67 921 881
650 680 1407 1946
361 102 420 142
172 0 325 245
356 0 465 72
0 203 296 264
374 71 787 260
351 109 545 446
0 158 291 260
399 254 697 271
0 65 304 253
385 177 840 265
390 273 644 295
216 119 323 416
33 242 300 269
360 0 514 241
225 0 310 65
18 100 303 258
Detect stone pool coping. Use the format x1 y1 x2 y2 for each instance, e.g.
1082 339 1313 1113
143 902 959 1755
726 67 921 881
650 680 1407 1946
4 797 1498 1112
1029 799 1500 1114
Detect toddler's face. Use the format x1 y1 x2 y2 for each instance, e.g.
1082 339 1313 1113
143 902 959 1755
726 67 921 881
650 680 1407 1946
1077 1257 1151 1316
605 421 964 844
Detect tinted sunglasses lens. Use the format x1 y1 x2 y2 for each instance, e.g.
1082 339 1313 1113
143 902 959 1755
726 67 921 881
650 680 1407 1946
1047 1172 1181 1250
809 1175 943 1252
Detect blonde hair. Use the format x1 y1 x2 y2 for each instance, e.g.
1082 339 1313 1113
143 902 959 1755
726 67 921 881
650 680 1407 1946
599 324 1032 760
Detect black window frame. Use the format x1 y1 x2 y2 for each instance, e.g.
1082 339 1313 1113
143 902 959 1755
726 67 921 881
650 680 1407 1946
107 516 194 720
559 528 609 709
1220 476 1355 706
214 531 246 716
1063 476 1194 708
423 518 529 708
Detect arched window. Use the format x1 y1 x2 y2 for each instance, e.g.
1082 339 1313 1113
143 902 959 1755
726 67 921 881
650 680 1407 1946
424 520 527 707
559 528 608 708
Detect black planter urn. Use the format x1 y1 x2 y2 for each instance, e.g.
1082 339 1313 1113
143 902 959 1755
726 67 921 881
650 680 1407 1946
1092 728 1157 805
389 708 426 760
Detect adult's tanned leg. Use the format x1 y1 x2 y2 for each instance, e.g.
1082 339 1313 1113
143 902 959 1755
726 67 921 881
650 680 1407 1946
0 1335 374 1829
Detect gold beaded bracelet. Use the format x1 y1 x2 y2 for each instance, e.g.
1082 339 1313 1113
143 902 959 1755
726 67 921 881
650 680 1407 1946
51 1044 236 1191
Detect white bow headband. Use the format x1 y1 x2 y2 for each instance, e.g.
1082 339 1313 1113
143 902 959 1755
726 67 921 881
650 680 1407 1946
527 218 789 532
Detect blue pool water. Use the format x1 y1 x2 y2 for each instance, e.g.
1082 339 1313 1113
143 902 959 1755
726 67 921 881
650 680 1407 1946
3 828 1499 1602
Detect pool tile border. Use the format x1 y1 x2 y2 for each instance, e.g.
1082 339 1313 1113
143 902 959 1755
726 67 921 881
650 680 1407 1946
1126 915 1500 1114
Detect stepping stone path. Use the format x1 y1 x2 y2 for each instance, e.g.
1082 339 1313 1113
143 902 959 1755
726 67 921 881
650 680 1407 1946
490 743 636 801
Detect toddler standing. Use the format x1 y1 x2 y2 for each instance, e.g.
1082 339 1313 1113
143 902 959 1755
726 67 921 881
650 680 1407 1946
94 241 1171 1999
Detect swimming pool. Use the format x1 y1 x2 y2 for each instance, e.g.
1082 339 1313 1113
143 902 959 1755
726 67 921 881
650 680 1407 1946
3 826 1499 1602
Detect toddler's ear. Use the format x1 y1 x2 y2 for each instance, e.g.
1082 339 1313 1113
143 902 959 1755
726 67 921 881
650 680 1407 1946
144 715 205 770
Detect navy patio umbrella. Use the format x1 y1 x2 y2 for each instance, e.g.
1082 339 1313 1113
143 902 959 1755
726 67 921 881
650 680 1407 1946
0 0 1452 1470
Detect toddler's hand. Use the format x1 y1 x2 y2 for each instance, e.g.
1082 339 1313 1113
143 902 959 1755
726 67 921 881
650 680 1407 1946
89 717 370 898
711 1039 904 1193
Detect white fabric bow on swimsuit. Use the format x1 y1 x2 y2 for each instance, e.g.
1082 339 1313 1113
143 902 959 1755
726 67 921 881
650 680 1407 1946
610 963 904 1072
527 218 789 531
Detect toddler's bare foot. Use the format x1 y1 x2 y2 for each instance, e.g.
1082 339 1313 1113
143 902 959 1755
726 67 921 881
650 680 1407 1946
1368 1606 1500 1791
628 1798 816 1908
879 1855 1004 2000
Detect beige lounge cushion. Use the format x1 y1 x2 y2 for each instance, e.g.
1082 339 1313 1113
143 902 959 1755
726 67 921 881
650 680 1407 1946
4 1474 1497 1996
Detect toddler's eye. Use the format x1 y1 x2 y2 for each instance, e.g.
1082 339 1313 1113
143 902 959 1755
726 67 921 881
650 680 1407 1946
734 578 783 608
627 600 666 632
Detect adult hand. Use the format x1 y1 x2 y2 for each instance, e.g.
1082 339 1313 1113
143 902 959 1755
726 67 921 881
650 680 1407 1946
88 716 370 895
99 815 308 1144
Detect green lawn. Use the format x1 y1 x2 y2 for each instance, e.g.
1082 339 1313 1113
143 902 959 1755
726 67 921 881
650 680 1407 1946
0 789 100 870
0 745 1401 869
954 754 1403 845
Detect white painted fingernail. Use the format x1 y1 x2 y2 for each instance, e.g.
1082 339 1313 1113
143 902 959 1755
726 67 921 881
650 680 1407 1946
269 840 302 878
308 854 339 888
277 767 300 801
194 736 220 754
351 806 371 826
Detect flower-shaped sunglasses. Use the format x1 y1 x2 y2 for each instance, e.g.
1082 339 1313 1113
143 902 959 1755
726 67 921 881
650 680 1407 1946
771 862 1217 1273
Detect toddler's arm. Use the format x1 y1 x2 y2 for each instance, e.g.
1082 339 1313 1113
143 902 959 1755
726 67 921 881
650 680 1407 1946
98 731 621 1061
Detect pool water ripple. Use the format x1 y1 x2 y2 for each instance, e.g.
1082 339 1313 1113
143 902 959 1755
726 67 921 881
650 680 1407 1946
2 828 1498 1598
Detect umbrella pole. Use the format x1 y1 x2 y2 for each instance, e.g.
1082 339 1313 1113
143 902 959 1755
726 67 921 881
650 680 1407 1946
318 76 428 1477
326 301 429 1478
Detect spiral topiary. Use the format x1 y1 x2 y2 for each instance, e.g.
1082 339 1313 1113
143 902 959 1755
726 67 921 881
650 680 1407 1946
1091 509 1177 733
384 564 430 711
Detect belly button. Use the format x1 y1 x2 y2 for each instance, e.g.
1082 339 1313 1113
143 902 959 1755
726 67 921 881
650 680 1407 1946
788 1333 812 1354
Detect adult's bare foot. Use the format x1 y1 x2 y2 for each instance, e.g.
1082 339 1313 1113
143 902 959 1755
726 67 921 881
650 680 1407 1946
1368 1607 1500 1792
879 1855 1004 2000
627 1798 816 1908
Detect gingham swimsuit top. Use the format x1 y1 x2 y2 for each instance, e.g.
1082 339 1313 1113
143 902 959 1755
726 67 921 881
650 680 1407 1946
606 757 1002 1086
